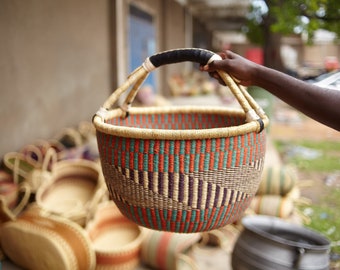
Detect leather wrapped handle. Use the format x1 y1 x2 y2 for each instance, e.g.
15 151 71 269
144 48 221 71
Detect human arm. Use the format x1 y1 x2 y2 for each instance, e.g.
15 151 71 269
200 50 340 131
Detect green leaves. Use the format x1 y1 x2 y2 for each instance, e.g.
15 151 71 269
246 0 340 44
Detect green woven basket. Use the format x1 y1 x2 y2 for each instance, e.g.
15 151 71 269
93 48 269 233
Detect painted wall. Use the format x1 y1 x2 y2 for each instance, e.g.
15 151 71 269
161 0 188 96
0 0 112 157
0 0 191 157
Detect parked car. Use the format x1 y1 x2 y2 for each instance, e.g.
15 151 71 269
312 71 340 90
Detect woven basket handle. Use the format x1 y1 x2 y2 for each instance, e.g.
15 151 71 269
97 48 267 127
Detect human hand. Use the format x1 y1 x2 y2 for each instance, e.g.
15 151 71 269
200 50 258 86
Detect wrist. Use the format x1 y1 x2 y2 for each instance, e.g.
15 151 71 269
251 64 271 87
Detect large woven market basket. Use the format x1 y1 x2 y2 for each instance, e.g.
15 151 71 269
93 48 269 233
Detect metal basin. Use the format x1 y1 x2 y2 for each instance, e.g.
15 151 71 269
232 215 330 270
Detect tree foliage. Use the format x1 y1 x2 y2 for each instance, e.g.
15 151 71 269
245 0 340 45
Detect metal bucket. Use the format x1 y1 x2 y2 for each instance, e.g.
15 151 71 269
232 215 330 270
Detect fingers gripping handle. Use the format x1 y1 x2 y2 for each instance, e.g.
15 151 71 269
144 48 266 130
143 48 222 72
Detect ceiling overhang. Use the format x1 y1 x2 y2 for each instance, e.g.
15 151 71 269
179 0 251 31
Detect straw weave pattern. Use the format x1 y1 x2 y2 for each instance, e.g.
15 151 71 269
96 113 266 233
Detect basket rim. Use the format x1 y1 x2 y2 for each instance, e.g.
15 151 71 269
93 105 265 140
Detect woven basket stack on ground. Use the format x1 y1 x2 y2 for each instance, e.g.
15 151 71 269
1 121 168 270
0 122 105 269
248 165 305 223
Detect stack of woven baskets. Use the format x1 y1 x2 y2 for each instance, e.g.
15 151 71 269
248 165 303 223
0 121 152 270
0 122 98 268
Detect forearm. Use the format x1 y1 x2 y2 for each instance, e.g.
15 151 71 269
253 65 340 131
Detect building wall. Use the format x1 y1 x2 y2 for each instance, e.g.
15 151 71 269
160 0 188 96
0 0 112 157
0 0 191 157
304 44 340 68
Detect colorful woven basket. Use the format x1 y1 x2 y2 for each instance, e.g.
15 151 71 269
86 201 144 270
93 48 269 233
36 159 106 226
250 195 295 218
1 206 96 270
256 165 297 196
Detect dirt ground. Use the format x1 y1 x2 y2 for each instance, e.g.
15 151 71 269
271 102 340 142
271 99 339 188
270 100 340 202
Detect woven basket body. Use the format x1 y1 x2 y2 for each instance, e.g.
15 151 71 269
96 109 266 232
94 48 269 233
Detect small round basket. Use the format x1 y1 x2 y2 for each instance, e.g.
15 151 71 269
93 48 269 233
36 159 105 226
86 201 144 270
